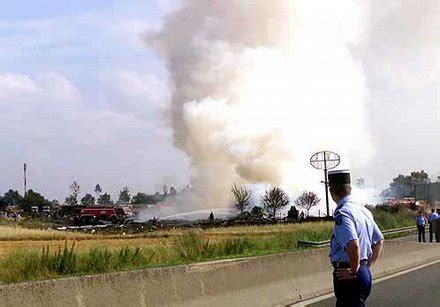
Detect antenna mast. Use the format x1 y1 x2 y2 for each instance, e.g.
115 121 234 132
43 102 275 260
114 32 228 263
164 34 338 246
23 163 27 197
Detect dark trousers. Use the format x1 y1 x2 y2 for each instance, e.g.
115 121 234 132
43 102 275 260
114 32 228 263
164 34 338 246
417 225 426 242
429 222 433 242
333 263 372 307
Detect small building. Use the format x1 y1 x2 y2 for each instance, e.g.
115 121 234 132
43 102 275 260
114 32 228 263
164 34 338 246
416 182 440 207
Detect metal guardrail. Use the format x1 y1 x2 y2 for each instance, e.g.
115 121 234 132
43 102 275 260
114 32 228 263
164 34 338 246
298 226 417 248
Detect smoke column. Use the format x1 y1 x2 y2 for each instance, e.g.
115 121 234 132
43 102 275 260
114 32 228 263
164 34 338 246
148 0 374 208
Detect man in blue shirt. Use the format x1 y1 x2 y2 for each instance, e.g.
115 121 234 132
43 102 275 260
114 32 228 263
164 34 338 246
428 209 438 242
416 211 427 242
328 169 384 307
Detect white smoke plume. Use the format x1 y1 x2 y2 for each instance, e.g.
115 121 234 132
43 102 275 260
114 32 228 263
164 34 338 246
147 0 374 209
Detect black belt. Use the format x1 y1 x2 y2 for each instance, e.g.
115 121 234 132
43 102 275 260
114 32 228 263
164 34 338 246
332 259 368 269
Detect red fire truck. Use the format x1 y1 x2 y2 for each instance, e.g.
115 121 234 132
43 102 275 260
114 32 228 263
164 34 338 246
75 206 133 225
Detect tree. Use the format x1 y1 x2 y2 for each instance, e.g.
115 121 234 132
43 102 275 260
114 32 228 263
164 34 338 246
170 186 177 196
382 170 430 198
251 206 264 219
65 195 77 206
21 189 48 212
118 187 131 203
287 206 299 221
97 193 113 205
261 187 289 221
2 189 22 207
163 185 169 196
231 183 252 215
131 192 148 204
0 196 5 210
66 181 81 205
81 194 95 206
294 191 320 217
94 184 102 199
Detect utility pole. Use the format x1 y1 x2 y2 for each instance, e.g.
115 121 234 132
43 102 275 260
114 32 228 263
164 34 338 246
323 153 330 217
23 163 27 197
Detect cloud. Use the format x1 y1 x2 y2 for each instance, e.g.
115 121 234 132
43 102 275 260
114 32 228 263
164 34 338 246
100 71 169 120
0 71 187 200
0 72 81 115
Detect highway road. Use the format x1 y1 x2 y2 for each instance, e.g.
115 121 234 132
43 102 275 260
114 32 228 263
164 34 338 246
308 260 440 306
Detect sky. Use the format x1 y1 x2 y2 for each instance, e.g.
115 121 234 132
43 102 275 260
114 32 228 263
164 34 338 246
0 0 439 203
0 0 189 200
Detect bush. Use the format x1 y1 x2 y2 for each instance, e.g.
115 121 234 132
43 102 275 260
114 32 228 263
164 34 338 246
172 232 216 262
373 206 415 229
82 248 112 273
0 243 155 283
219 238 255 255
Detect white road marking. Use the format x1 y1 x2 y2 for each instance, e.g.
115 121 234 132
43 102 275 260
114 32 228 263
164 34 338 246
287 259 440 306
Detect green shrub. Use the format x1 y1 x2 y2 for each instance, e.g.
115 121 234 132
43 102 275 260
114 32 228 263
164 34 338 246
373 207 415 229
81 248 112 273
219 238 255 255
0 243 156 284
172 232 216 261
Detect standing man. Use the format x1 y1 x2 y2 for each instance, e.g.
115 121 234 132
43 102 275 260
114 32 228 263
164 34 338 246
436 209 440 242
329 170 384 307
416 211 427 242
428 209 438 242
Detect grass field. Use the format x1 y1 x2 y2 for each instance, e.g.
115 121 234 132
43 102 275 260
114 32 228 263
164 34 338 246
0 222 333 257
0 208 416 284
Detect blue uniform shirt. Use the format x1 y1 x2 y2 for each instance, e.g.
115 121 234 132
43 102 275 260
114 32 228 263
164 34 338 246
330 195 384 263
428 212 438 222
416 215 426 226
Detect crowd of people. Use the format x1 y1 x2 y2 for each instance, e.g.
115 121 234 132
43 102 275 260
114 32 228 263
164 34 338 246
416 208 440 242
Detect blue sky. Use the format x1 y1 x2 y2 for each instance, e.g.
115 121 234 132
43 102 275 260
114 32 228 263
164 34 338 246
0 0 189 200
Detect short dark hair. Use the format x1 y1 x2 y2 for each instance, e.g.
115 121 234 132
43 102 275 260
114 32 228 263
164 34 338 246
329 183 351 198
432 209 435 213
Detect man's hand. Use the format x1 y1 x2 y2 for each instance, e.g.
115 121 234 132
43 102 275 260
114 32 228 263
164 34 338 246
346 239 360 276
335 268 357 280
368 239 384 268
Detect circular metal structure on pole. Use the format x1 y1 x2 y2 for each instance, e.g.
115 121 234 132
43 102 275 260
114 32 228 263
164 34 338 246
310 151 340 170
310 151 341 217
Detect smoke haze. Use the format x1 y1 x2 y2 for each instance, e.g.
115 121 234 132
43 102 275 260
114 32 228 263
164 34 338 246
148 0 374 208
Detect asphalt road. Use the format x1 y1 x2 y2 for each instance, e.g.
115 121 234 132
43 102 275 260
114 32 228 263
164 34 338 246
309 261 440 307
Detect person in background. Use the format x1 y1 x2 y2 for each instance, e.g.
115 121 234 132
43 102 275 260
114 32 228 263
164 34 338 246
428 208 438 242
435 209 440 242
416 211 427 242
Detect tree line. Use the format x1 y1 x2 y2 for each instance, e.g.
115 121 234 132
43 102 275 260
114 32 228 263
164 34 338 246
231 183 320 220
0 181 179 212
63 182 179 206
0 189 56 213
380 170 434 198
1 169 434 213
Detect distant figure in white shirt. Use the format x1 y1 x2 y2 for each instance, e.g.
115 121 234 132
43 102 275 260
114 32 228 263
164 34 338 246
428 209 438 242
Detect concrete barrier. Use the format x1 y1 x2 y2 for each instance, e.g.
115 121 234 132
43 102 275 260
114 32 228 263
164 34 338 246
1 241 440 307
